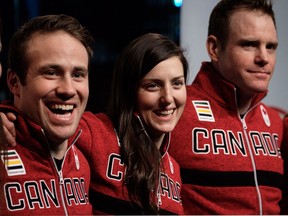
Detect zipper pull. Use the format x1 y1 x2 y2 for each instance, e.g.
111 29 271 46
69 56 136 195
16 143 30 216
72 145 80 170
242 119 247 130
59 170 64 185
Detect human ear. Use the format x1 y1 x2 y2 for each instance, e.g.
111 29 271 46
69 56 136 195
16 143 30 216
7 69 21 96
206 35 219 62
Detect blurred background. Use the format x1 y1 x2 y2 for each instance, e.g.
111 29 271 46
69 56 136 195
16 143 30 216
181 0 288 114
1 0 288 115
0 0 182 113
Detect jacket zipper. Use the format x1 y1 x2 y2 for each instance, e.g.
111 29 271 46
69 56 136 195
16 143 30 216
41 129 83 216
58 169 68 216
234 87 263 215
240 114 263 215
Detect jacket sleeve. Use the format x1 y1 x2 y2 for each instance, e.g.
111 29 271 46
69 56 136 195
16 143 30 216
280 114 288 214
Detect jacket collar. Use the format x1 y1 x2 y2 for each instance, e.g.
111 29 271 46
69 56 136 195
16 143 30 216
192 62 267 112
159 133 170 158
0 102 82 153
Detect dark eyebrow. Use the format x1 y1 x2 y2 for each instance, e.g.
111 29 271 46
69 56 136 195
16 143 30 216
238 39 259 45
74 66 88 72
142 75 185 82
238 38 278 46
39 64 88 72
268 41 278 48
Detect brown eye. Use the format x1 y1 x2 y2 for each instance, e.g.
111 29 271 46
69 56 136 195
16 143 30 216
146 83 160 91
267 43 277 50
172 78 185 89
73 72 85 78
44 71 58 76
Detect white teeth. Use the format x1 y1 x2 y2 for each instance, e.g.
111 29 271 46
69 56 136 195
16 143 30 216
50 104 74 111
55 113 72 117
157 110 174 115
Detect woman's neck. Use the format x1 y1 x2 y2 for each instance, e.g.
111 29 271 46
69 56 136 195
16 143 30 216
151 133 166 149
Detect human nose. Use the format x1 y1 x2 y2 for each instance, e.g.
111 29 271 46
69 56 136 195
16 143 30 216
255 47 269 66
56 77 76 98
160 86 173 104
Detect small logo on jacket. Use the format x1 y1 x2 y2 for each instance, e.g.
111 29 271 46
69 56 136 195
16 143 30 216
0 150 26 176
192 100 215 122
260 105 271 127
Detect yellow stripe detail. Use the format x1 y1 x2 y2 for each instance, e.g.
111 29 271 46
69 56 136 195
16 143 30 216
197 108 211 113
5 159 21 166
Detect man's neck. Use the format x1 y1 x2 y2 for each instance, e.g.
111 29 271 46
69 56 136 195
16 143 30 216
237 92 253 115
49 140 68 160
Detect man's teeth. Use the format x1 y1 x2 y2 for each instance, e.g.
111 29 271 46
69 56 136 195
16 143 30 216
50 104 74 111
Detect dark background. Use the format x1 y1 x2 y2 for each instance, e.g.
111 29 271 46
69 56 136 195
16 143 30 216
0 0 181 113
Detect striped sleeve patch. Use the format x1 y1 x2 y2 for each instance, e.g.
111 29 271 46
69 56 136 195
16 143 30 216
0 150 26 176
192 100 215 122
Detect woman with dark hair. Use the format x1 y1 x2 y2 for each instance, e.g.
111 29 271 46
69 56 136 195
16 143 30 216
78 32 188 214
108 33 188 214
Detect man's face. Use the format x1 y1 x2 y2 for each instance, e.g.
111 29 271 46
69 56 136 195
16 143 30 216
216 10 278 97
13 31 89 144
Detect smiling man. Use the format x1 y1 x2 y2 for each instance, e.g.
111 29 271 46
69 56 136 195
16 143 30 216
169 0 285 215
0 14 94 215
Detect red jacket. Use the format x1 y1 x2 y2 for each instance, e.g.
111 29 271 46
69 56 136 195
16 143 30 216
77 112 184 215
280 115 288 214
170 62 284 215
0 105 92 215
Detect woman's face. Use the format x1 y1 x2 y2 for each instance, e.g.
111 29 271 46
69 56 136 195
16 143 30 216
137 56 186 138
